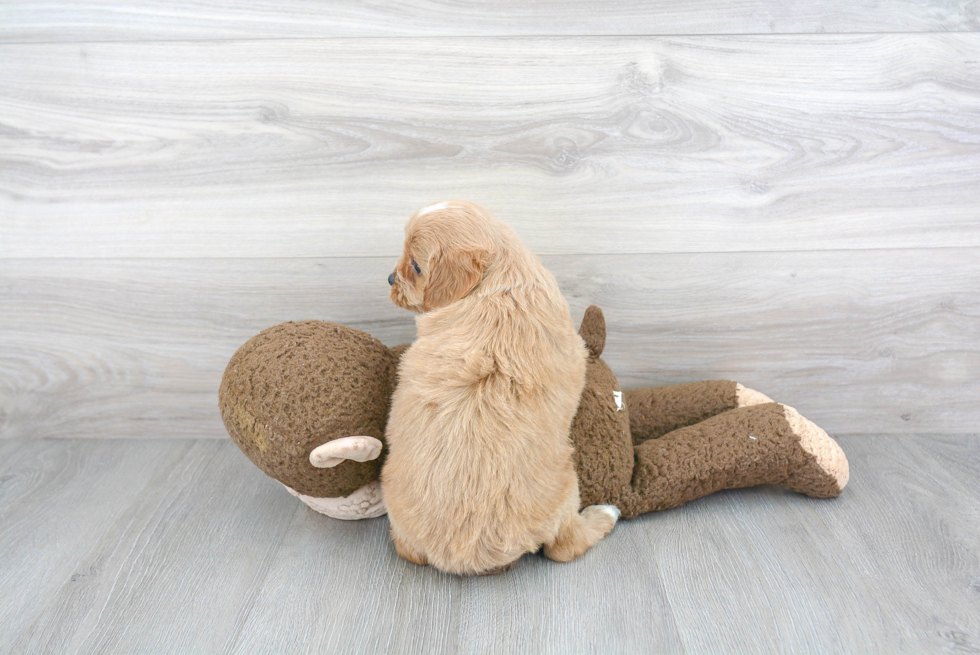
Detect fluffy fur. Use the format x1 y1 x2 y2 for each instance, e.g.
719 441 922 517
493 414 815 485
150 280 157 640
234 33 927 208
383 200 617 575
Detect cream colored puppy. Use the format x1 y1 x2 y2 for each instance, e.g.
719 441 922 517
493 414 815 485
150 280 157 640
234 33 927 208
384 200 618 575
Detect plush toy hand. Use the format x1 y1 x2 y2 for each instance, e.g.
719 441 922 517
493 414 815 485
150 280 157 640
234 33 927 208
288 436 387 520
309 436 383 468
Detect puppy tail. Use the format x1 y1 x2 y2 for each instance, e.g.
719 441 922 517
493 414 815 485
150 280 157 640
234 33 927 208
543 501 619 563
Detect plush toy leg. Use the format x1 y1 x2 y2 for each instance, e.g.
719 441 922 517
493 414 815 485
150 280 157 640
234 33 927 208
617 402 848 519
624 380 773 446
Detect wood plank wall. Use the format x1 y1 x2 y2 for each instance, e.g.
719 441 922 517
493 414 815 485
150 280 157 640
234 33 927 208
1 2 978 438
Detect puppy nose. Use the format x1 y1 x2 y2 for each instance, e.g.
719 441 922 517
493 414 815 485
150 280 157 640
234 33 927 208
388 272 396 286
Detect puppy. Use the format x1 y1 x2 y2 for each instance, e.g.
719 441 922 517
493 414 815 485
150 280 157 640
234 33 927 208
383 200 618 575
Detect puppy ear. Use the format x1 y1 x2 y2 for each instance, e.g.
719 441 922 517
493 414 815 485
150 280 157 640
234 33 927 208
423 247 486 312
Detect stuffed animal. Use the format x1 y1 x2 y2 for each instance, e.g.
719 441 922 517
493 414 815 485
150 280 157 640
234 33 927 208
218 307 848 520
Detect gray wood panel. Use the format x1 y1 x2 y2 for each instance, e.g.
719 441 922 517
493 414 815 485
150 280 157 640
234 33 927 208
1 0 977 42
9 440 301 653
650 433 980 653
0 439 190 653
232 497 683 654
0 435 977 653
2 249 977 439
2 35 978 258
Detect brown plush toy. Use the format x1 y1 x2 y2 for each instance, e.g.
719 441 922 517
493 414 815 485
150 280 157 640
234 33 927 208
569 306 847 517
219 321 401 519
219 307 848 521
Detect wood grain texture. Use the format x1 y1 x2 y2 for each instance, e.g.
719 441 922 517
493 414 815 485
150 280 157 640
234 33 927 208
648 433 980 653
1 0 978 42
2 35 978 258
1 249 977 439
233 498 682 654
0 435 976 653
0 439 189 653
9 440 301 653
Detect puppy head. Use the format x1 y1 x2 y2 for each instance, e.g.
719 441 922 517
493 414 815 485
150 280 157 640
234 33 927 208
389 201 491 313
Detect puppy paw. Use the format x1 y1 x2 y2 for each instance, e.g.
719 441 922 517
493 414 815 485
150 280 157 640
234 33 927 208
478 560 519 576
393 537 428 567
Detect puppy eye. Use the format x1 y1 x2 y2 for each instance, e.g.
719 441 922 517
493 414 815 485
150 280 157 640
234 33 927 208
412 260 421 275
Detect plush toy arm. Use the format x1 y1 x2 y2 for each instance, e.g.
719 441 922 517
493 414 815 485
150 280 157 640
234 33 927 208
615 402 848 518
624 380 773 446
310 436 383 468
285 436 386 519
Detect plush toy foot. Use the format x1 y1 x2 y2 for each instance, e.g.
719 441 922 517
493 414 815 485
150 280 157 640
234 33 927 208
780 404 849 497
283 479 386 520
735 383 774 407
619 402 849 518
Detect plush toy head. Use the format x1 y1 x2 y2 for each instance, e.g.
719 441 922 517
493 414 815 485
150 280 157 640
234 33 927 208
218 321 397 498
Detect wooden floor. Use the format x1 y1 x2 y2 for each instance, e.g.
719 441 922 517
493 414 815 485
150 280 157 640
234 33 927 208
0 435 977 654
